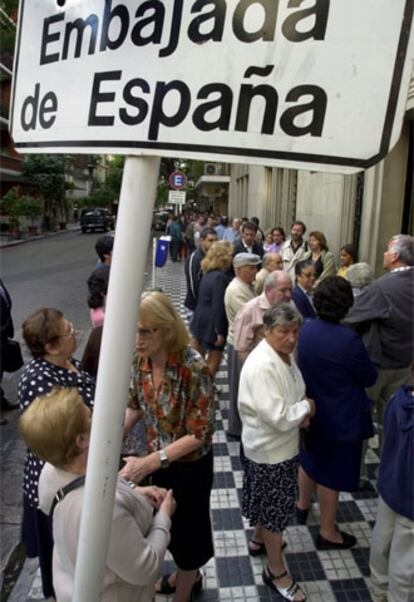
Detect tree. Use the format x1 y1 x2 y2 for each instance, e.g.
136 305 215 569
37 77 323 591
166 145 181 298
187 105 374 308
0 0 18 74
21 154 66 228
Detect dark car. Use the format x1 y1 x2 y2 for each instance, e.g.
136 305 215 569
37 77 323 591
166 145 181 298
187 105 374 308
152 211 169 231
80 208 114 233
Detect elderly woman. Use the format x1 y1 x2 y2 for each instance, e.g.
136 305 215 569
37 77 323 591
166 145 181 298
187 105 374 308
346 262 374 297
254 252 283 295
120 291 215 602
304 230 336 285
18 308 96 599
19 387 174 602
190 240 233 377
296 277 377 549
238 304 314 602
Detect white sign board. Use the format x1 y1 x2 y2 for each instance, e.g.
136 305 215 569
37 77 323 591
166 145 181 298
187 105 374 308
168 190 186 206
10 0 414 173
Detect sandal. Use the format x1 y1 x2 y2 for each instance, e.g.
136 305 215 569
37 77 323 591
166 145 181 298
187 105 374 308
248 539 287 557
156 571 203 596
157 573 176 595
262 566 306 601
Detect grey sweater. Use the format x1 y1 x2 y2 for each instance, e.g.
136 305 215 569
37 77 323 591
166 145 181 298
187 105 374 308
344 268 414 369
38 464 171 602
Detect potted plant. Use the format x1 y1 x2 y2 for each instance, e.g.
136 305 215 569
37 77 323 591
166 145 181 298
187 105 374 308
1 187 24 239
21 196 42 235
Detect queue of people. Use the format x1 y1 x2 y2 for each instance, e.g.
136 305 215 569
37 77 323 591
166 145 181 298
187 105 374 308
14 224 414 602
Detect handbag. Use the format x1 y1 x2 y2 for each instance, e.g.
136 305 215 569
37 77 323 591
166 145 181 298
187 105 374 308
3 339 24 372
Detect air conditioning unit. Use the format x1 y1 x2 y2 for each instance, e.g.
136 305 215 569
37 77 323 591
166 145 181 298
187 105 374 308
205 163 218 176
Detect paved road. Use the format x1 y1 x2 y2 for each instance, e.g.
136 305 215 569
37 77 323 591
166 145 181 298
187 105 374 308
0 228 153 595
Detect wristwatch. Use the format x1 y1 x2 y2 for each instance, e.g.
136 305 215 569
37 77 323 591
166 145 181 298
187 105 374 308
158 449 170 469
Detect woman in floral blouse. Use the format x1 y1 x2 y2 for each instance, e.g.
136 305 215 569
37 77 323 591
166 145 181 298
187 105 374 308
121 291 215 602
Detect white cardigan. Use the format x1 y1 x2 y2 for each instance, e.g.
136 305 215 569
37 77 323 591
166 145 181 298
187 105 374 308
238 339 310 464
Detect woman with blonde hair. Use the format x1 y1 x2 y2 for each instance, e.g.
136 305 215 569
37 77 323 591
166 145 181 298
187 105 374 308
121 291 216 602
19 387 174 602
304 231 336 285
190 240 233 377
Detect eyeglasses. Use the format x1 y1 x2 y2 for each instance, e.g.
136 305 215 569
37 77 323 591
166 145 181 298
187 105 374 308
61 322 75 337
300 272 317 279
46 322 75 343
136 327 158 339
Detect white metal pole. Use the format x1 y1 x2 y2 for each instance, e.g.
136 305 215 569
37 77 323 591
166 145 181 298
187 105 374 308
152 236 156 289
72 155 160 602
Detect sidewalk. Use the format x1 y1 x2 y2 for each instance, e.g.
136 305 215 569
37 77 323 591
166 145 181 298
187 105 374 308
0 223 81 249
6 258 379 601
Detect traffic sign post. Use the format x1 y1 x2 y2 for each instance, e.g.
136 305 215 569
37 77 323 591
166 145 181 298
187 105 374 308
72 155 160 602
168 170 187 190
168 190 186 207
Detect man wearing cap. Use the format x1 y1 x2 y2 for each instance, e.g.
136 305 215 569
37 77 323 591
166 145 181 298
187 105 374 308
234 271 293 363
224 253 261 439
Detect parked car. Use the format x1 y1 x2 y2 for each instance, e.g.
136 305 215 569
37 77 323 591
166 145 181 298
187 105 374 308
80 208 114 233
152 211 169 231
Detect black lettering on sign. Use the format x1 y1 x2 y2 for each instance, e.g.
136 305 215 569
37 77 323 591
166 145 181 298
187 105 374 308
193 83 233 131
131 1 165 46
21 83 58 131
62 15 99 60
40 13 64 65
280 85 327 136
188 0 227 44
233 0 278 43
159 0 183 57
88 70 122 126
236 65 277 134
282 0 330 42
149 79 191 139
100 0 129 51
119 78 150 125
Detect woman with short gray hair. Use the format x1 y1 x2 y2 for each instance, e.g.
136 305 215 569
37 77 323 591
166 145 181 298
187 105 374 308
238 303 315 601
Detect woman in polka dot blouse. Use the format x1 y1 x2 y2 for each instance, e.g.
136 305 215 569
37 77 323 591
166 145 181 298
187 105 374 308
18 308 95 599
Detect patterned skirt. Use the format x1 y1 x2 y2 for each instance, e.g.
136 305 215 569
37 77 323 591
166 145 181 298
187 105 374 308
242 455 299 533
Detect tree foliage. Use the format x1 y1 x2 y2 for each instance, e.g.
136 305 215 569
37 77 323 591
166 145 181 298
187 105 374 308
21 154 66 204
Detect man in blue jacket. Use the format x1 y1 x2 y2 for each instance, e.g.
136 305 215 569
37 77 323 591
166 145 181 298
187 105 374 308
369 378 414 601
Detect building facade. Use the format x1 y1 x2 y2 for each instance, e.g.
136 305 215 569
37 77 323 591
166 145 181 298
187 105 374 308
229 77 414 276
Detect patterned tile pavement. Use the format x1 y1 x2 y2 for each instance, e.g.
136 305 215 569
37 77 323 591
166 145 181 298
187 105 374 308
25 258 380 601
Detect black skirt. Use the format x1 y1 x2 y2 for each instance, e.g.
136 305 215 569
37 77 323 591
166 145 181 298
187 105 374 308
151 449 214 570
22 496 55 598
242 455 299 533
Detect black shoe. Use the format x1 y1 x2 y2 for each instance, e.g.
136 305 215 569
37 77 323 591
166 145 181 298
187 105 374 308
227 433 241 442
316 531 357 550
295 506 309 525
0 397 18 411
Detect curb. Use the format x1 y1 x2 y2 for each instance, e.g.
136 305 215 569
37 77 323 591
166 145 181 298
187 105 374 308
0 226 81 249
